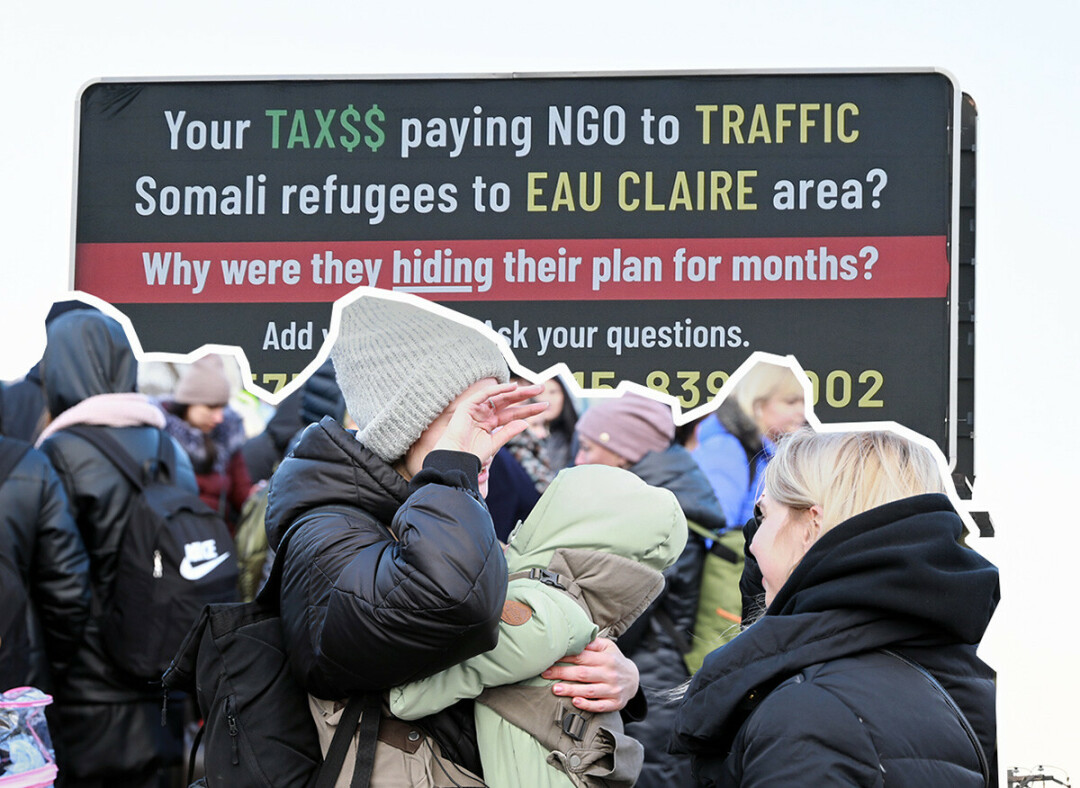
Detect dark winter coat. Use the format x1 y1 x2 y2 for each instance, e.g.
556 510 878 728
242 358 345 483
0 437 90 690
265 416 509 771
619 444 727 788
0 365 49 442
671 494 999 787
36 310 198 783
486 447 542 541
1 302 101 442
241 389 301 483
41 422 198 703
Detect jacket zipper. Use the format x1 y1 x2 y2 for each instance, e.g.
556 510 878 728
225 696 240 765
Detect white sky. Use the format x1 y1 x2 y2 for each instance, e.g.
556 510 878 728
3 0 1078 779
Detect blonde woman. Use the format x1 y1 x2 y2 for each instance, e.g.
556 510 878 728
692 362 806 528
671 430 999 787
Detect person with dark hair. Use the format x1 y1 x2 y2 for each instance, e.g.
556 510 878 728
35 310 198 787
484 445 542 542
159 354 254 530
671 430 999 786
528 375 578 472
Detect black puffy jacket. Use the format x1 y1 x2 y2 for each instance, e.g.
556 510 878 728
38 312 198 704
37 311 199 783
671 494 999 787
0 438 90 689
265 416 507 694
619 444 727 788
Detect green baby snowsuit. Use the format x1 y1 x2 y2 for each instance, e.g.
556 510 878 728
390 464 687 788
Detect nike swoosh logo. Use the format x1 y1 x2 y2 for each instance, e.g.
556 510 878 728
179 552 231 581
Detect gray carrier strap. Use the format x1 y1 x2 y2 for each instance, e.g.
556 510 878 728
486 548 667 788
511 548 667 639
476 684 643 788
881 649 991 788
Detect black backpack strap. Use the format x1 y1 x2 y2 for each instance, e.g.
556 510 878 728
260 507 383 788
61 424 148 490
686 520 740 563
253 511 310 608
0 438 32 489
881 649 990 788
314 694 381 788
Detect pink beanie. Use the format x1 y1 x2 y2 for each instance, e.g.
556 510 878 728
576 393 675 464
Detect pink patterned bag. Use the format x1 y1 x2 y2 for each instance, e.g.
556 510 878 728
0 688 57 788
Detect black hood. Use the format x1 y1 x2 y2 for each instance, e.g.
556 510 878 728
41 311 137 416
265 416 410 550
671 493 999 755
771 493 999 643
632 444 727 532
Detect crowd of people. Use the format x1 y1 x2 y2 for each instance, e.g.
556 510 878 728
0 296 999 787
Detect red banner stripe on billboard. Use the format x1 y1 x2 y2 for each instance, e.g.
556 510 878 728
74 236 948 304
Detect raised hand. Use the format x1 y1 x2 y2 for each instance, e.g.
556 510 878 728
434 381 548 465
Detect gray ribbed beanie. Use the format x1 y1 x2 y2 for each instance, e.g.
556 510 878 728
330 296 510 463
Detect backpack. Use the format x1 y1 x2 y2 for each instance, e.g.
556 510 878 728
233 483 270 602
682 521 745 674
0 439 32 689
62 425 239 681
163 513 375 788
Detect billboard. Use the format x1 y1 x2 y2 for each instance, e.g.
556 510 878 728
73 71 959 460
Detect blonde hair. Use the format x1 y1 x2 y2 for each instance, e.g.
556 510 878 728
734 363 804 422
763 430 946 533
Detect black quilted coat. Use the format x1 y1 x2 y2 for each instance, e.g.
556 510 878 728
670 494 999 787
265 416 508 768
37 311 198 784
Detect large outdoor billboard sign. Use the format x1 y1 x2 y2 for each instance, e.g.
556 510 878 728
73 70 959 459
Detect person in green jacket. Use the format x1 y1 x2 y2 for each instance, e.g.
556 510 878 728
389 464 687 788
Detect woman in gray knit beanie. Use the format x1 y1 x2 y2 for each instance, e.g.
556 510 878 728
265 294 643 785
329 296 544 496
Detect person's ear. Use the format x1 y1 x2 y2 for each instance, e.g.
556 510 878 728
803 504 824 549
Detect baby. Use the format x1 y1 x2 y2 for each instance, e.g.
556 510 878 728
390 464 687 788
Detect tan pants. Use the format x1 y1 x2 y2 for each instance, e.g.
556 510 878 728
308 695 486 788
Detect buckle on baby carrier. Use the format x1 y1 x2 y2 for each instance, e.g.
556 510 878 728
527 568 566 590
561 710 588 741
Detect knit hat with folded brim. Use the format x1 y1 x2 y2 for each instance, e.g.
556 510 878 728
576 392 675 464
330 296 510 464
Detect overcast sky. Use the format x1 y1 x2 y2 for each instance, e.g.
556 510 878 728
2 0 1078 777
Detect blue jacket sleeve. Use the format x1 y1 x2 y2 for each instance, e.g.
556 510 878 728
691 433 751 528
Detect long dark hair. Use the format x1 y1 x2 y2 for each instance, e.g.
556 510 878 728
163 400 218 472
547 377 578 438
